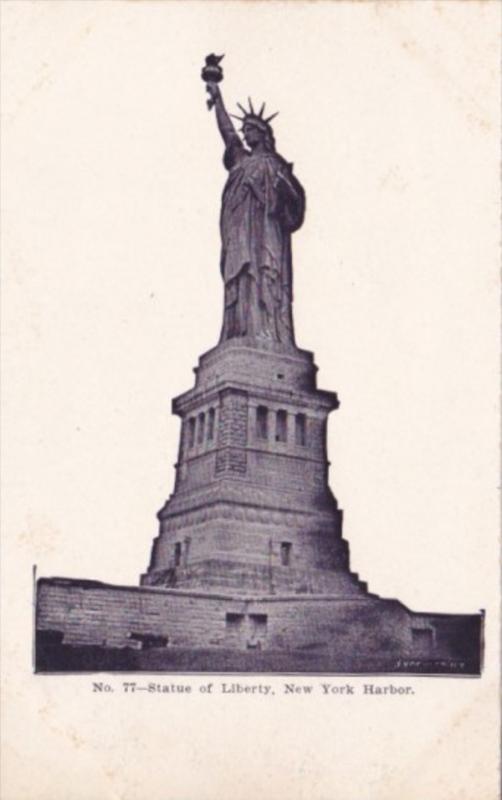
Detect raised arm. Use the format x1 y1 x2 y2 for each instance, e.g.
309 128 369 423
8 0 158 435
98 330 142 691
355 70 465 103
206 83 240 148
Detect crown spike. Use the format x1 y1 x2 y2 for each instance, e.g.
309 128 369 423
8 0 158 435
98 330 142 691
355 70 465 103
230 114 246 122
264 111 279 123
258 102 266 118
248 97 255 114
237 102 248 116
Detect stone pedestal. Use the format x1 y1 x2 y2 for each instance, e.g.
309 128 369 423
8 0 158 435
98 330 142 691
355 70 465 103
141 337 368 598
34 332 484 673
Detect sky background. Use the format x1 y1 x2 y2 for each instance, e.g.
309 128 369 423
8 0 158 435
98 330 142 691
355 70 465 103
3 0 499 612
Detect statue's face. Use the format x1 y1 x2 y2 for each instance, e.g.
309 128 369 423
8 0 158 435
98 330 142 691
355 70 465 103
243 123 263 148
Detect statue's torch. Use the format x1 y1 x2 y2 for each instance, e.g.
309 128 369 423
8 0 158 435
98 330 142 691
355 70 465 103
201 53 224 109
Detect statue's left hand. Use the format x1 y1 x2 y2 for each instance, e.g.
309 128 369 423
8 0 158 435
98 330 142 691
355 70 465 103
274 170 297 199
274 171 288 190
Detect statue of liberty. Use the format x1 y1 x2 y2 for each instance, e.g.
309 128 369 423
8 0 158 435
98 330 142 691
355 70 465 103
204 66 305 345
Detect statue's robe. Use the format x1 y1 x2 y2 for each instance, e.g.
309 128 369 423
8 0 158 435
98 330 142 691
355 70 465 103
219 134 305 343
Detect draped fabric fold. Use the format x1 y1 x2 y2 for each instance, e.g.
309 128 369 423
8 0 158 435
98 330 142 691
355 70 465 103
219 138 305 344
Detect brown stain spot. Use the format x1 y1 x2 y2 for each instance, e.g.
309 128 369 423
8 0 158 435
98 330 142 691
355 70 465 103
402 39 419 55
379 165 408 193
68 728 87 750
382 11 495 137
413 682 494 774
18 514 62 556
38 701 60 720
466 111 492 133
374 0 402 15
6 12 97 127
30 64 53 97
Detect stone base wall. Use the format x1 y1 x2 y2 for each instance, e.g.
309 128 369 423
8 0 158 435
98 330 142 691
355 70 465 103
141 558 367 596
147 336 342 587
35 578 482 674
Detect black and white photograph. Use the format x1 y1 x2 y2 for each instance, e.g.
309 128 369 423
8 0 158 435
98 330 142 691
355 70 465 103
35 50 483 676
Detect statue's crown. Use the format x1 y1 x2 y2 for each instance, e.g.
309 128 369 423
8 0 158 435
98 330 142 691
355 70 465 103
231 98 278 131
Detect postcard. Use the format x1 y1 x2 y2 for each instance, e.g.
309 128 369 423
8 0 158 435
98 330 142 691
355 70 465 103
1 2 500 798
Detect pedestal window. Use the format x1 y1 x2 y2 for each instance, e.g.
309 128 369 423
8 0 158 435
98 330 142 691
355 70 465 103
197 412 205 443
295 413 307 446
187 418 196 448
207 408 215 440
280 542 292 566
256 406 269 439
276 409 287 442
